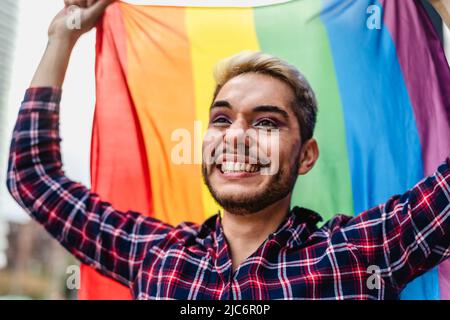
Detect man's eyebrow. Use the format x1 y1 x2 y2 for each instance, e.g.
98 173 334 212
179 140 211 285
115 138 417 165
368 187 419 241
210 100 232 110
210 101 290 120
253 105 289 120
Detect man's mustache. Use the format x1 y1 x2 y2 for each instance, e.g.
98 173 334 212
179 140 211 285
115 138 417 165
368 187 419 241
203 141 272 166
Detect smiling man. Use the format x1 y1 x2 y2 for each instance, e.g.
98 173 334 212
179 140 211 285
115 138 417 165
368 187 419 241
6 0 450 299
201 67 319 272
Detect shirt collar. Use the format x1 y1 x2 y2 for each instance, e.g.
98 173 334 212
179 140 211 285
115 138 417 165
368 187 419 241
194 206 322 284
207 205 323 251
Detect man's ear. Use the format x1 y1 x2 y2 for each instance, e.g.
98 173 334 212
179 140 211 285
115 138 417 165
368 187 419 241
298 138 319 175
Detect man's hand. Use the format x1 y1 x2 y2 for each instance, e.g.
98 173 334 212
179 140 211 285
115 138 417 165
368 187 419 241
429 0 450 28
30 0 116 88
48 0 116 43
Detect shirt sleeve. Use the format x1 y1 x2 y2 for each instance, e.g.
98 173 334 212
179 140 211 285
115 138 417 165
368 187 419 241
340 157 450 292
6 87 174 287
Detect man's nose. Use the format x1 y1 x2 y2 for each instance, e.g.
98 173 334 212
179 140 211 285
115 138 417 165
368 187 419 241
224 118 250 151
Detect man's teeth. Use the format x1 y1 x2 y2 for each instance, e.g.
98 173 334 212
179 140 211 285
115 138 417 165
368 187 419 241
221 162 260 173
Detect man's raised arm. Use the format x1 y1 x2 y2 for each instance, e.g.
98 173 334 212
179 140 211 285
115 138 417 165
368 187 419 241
339 158 450 293
6 0 174 287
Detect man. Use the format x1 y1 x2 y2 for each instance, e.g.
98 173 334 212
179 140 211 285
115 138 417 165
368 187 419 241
6 0 450 299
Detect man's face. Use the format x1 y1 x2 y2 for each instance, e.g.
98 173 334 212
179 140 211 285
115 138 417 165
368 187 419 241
202 72 303 215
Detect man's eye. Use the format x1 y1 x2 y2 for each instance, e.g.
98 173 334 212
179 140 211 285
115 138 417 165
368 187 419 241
211 116 231 125
254 119 278 128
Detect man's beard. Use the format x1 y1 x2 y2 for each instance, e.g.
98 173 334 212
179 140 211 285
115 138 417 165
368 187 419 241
202 161 299 216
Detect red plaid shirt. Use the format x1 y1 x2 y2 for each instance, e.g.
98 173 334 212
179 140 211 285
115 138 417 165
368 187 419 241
7 87 450 300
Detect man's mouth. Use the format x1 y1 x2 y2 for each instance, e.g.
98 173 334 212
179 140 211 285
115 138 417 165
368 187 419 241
217 162 261 174
211 153 271 176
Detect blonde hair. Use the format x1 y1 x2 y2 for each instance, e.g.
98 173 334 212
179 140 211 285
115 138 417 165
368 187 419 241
213 51 318 142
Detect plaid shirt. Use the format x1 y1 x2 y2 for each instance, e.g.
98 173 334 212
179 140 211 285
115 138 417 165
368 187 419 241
7 87 450 300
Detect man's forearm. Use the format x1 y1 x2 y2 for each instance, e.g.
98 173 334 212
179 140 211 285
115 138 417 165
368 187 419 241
6 87 169 287
30 38 75 88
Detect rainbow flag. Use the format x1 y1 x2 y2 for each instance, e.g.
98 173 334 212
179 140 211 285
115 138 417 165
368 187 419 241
82 0 450 299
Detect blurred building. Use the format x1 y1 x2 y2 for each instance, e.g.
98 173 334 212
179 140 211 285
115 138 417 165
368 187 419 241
0 0 91 300
0 0 19 274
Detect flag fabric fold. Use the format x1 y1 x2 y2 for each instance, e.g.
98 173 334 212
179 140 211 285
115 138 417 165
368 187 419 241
84 0 450 300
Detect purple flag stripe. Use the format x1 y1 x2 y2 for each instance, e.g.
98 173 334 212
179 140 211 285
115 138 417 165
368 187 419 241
381 0 450 299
